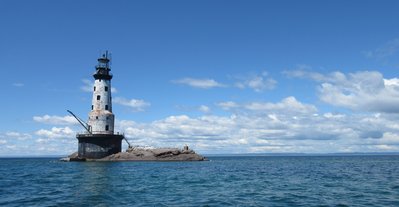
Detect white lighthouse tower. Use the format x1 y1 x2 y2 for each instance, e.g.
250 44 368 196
75 51 124 159
88 51 115 134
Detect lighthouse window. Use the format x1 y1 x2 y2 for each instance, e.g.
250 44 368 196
105 125 109 131
96 116 98 120
91 105 93 110
97 95 100 100
94 86 96 91
105 86 108 91
105 105 108 110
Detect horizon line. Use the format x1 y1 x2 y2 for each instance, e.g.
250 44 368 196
1 151 399 158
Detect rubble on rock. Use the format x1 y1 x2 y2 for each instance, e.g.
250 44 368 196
62 146 206 162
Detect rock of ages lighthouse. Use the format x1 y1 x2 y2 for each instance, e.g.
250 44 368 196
63 52 206 162
72 51 124 160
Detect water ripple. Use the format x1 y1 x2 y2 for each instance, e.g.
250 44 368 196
1 156 399 206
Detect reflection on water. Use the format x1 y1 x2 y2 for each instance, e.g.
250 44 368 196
75 162 117 205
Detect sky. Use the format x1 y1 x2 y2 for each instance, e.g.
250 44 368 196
1 0 399 156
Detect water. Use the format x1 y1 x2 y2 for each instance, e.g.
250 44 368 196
1 156 399 206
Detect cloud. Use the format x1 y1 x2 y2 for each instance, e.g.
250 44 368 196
283 65 348 83
0 128 77 156
12 83 24 87
114 97 150 112
172 72 276 92
33 115 78 125
283 65 330 82
318 71 399 113
244 96 317 114
5 132 32 140
284 69 399 113
35 127 75 139
118 115 235 151
173 105 211 114
218 97 317 114
117 97 389 153
234 71 277 92
198 105 211 113
116 107 399 153
364 38 399 60
81 79 117 93
3 97 399 155
172 78 226 89
217 101 239 110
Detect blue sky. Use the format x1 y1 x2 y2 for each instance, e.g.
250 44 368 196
2 0 399 155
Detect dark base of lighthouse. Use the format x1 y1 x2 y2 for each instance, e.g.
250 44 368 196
76 134 124 159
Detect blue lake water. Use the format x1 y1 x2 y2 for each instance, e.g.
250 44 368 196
1 155 399 206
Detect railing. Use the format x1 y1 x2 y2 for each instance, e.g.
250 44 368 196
76 131 125 136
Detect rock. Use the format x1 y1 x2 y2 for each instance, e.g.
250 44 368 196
60 152 78 161
62 146 207 162
99 147 206 161
68 152 79 159
60 157 70 162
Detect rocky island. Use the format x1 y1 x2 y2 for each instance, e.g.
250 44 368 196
62 145 207 162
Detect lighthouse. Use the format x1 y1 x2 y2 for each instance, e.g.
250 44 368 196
76 51 124 159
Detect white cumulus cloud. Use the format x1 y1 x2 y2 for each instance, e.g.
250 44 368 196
5 132 32 140
114 97 150 112
3 80 399 155
116 109 399 154
218 97 317 115
33 115 78 125
244 96 317 114
198 105 211 113
234 71 277 92
172 78 226 89
114 97 398 153
3 101 399 155
217 101 239 110
35 127 75 139
285 69 399 113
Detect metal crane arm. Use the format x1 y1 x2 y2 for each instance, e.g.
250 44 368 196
67 110 91 134
123 137 132 148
